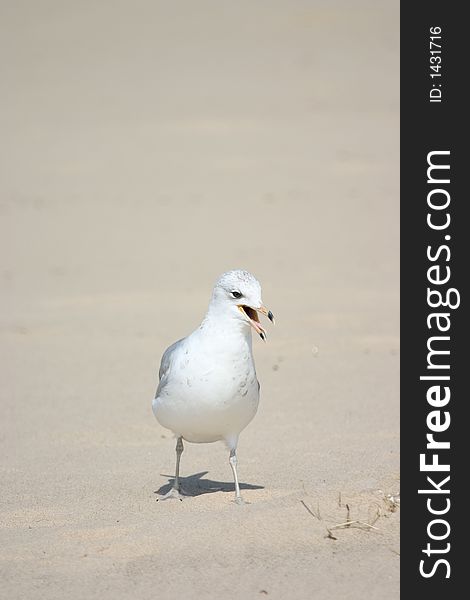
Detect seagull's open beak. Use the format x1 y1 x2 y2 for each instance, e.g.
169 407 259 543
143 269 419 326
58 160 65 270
238 304 275 341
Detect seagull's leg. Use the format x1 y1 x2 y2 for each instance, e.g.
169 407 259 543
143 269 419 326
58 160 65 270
173 436 184 492
229 448 245 505
159 436 185 501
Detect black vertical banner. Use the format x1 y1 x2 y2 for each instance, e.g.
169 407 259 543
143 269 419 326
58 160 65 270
401 1 466 596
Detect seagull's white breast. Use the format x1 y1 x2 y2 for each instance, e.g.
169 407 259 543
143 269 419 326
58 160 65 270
153 327 260 444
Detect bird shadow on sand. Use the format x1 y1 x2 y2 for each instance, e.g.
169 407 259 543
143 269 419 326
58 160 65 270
155 471 264 497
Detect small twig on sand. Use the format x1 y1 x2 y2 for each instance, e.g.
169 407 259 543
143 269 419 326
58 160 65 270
369 503 382 526
329 520 379 531
325 528 338 540
300 500 322 520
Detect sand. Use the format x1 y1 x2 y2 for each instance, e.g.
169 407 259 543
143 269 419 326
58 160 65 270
0 1 399 598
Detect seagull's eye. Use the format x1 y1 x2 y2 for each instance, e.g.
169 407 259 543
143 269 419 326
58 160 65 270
231 291 242 299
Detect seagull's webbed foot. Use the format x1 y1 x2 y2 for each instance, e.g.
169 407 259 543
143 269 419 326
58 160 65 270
233 495 249 506
157 487 188 502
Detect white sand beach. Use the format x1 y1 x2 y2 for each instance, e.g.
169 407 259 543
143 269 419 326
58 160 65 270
0 1 399 598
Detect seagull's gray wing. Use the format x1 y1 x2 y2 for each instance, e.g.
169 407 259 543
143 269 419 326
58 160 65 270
158 338 185 382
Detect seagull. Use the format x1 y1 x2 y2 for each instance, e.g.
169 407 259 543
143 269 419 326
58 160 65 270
152 270 274 504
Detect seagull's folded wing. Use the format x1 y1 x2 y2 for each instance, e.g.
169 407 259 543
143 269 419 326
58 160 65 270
158 338 185 381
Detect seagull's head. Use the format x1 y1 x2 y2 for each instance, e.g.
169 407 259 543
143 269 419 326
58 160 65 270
209 269 275 341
